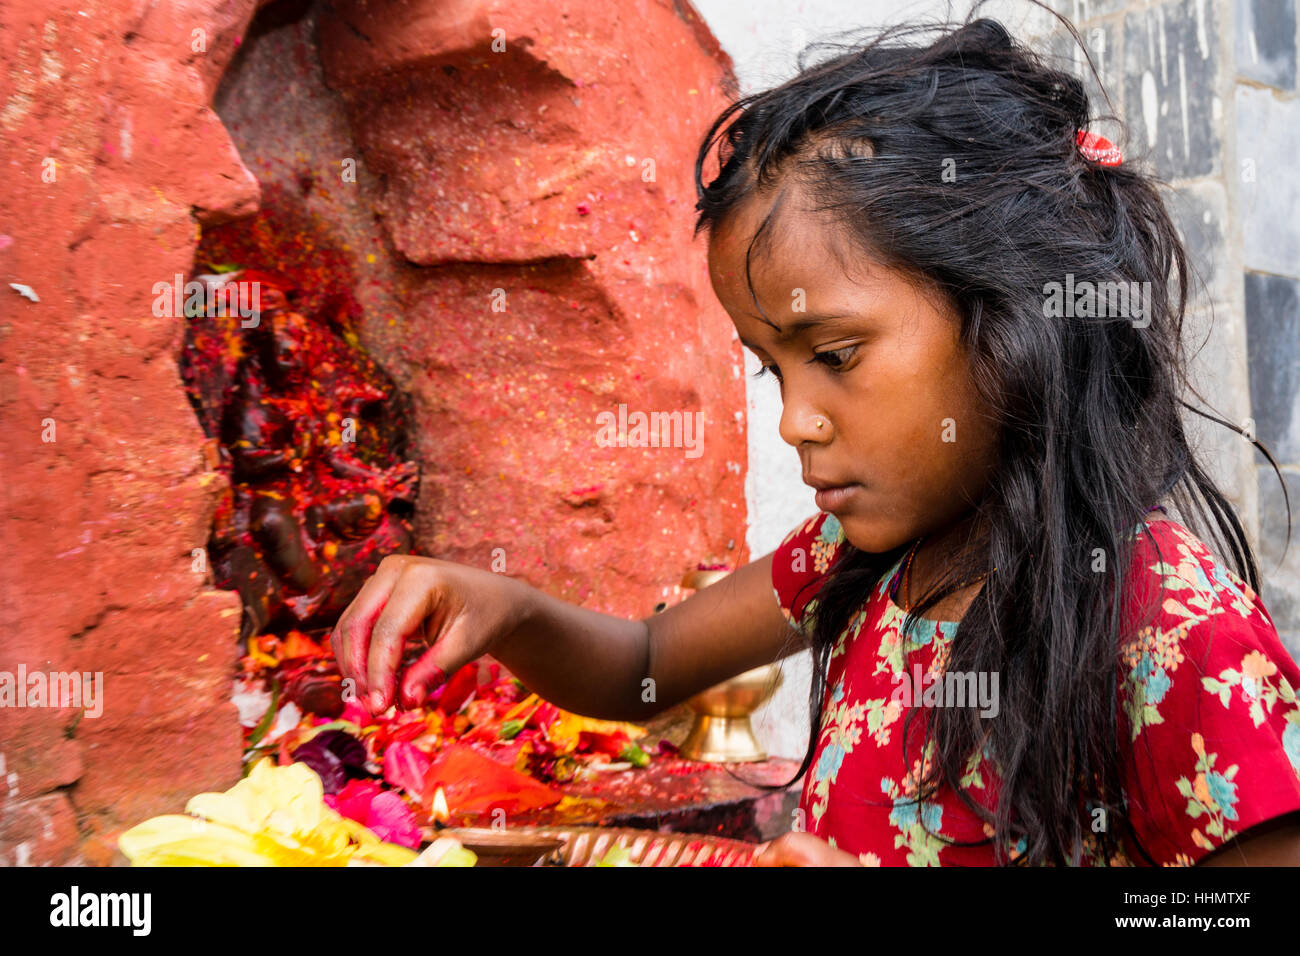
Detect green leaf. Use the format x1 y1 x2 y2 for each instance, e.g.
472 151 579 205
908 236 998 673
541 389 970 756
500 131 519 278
246 681 281 748
1277 678 1296 705
1249 700 1266 728
619 742 650 768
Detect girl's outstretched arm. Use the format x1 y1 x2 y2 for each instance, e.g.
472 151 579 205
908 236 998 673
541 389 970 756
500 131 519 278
332 550 799 721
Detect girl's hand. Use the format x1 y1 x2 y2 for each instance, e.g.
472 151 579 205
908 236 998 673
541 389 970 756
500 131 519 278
331 554 536 714
752 831 864 867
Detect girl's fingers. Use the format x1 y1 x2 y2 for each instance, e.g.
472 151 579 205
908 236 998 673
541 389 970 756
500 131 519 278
751 832 851 866
752 839 800 866
397 649 449 710
332 560 403 699
366 568 439 712
397 611 479 709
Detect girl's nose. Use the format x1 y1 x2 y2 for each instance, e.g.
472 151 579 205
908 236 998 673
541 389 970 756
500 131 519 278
779 398 833 447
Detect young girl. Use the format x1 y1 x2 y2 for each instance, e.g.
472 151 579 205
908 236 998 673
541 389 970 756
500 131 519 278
331 15 1300 866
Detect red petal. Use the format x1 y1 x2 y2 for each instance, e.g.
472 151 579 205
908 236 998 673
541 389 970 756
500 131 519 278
421 743 562 820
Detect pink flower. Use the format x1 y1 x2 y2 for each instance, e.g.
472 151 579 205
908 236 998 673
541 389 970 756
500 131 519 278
340 699 374 728
324 779 422 849
383 740 431 799
364 791 423 848
325 779 383 822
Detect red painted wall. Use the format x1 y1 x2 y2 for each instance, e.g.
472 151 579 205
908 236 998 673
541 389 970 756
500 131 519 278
0 0 747 864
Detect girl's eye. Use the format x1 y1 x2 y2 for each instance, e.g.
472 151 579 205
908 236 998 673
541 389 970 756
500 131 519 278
814 344 859 371
752 364 782 382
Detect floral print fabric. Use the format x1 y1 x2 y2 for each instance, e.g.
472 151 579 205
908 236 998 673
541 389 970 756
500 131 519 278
771 511 1300 865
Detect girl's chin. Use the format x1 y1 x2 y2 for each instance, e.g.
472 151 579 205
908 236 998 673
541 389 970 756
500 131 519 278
833 514 914 556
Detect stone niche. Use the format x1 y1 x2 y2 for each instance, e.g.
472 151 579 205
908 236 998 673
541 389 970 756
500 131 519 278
0 0 747 864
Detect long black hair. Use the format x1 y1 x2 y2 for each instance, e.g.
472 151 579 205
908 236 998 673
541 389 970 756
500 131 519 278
692 7 1291 865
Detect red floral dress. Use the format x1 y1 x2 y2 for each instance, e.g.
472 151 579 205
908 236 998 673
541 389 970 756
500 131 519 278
771 511 1300 866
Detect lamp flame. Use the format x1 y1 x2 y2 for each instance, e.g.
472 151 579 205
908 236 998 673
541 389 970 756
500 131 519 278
431 786 450 825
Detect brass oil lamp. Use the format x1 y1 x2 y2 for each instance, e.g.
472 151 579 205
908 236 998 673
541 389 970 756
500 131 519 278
675 568 783 763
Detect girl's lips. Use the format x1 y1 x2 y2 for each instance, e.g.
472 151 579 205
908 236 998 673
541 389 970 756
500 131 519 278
814 483 861 512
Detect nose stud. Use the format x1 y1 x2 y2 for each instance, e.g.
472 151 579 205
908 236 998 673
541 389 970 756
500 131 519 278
815 418 826 430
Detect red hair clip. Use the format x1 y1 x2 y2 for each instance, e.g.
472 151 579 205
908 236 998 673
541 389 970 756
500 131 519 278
1076 129 1123 166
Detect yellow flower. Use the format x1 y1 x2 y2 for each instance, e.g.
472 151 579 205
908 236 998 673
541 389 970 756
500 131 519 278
546 710 646 752
118 759 422 867
1191 732 1205 758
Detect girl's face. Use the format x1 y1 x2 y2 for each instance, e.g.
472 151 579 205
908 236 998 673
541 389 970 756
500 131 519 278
707 184 1000 554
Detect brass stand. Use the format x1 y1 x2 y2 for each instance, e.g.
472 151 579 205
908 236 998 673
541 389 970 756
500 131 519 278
676 569 783 763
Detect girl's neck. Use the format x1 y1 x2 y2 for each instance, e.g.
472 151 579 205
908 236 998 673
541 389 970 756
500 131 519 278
901 510 990 622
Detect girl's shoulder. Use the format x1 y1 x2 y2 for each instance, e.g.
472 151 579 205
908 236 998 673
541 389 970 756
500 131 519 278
770 511 850 635
1116 516 1300 865
769 510 1284 640
1122 515 1278 635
